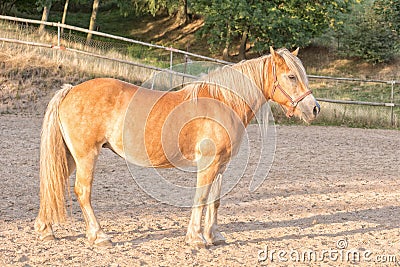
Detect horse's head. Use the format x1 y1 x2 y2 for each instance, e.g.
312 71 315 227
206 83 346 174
267 47 320 123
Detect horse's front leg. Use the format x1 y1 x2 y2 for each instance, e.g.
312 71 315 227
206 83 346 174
74 155 112 246
185 185 210 248
204 173 226 245
185 156 220 248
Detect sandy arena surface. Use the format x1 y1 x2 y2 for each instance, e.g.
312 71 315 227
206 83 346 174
1 114 399 266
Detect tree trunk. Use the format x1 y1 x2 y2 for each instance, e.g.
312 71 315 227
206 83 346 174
222 23 232 61
238 29 248 60
175 0 188 26
61 0 69 35
239 30 248 60
38 4 51 34
87 0 100 43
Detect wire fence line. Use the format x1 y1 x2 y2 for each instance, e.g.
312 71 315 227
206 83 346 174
0 15 399 127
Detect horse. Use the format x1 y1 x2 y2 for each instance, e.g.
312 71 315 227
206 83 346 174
34 47 320 248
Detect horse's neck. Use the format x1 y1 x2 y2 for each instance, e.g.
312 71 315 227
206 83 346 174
184 57 270 126
229 58 270 124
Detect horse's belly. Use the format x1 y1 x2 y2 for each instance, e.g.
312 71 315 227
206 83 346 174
122 88 196 168
123 134 196 168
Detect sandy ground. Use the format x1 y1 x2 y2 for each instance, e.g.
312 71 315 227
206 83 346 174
1 114 400 266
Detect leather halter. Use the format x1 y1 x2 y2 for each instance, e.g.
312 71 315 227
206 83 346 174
271 61 312 117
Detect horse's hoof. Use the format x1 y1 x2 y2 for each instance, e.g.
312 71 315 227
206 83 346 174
205 231 226 246
94 238 113 247
34 219 55 242
211 238 226 246
185 234 207 249
88 230 112 247
40 234 56 241
189 240 208 249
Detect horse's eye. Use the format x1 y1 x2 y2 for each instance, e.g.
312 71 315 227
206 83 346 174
288 74 296 80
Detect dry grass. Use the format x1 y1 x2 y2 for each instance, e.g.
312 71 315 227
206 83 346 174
315 102 399 128
271 102 399 129
300 45 400 80
0 45 82 114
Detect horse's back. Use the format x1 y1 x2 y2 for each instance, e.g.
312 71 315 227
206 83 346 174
64 78 138 103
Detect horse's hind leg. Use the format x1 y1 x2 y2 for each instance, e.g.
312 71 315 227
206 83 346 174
73 150 112 246
204 173 225 245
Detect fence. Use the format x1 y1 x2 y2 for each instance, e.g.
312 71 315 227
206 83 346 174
308 75 398 127
0 15 399 127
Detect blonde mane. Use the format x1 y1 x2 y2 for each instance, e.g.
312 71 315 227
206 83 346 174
184 56 268 118
277 48 309 88
184 48 307 118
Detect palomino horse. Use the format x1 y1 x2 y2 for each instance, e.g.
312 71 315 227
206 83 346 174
35 47 320 247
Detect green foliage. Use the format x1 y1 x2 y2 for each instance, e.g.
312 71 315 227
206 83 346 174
0 0 18 15
35 0 54 11
114 0 183 17
337 0 400 63
192 0 354 55
374 0 400 35
127 45 169 68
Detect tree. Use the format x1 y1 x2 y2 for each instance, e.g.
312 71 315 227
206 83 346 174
116 0 188 26
37 0 53 34
192 0 355 58
61 0 69 34
175 0 188 26
337 0 400 62
191 0 245 57
87 0 100 43
373 0 400 43
0 0 17 15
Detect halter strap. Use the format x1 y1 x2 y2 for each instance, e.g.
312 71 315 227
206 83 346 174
271 61 312 117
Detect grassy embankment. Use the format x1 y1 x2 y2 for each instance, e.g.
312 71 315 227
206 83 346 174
0 11 399 128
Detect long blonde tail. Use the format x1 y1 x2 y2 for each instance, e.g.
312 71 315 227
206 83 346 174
37 84 74 224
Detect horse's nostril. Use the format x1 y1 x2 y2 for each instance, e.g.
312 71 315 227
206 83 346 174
313 101 321 117
313 105 320 116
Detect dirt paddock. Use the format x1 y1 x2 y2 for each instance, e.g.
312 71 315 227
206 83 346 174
1 114 399 266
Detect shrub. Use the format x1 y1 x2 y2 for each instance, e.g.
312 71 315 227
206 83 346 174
338 0 400 63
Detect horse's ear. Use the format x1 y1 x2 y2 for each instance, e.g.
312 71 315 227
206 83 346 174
269 46 276 58
270 46 283 64
292 47 299 56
